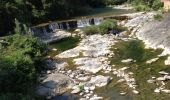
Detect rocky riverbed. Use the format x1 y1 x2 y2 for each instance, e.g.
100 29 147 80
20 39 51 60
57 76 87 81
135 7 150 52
37 11 170 100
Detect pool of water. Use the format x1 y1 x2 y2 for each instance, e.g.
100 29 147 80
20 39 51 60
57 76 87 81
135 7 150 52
98 39 170 100
48 37 80 57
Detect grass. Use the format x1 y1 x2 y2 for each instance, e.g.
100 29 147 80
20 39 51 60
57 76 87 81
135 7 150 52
48 37 80 57
96 39 170 100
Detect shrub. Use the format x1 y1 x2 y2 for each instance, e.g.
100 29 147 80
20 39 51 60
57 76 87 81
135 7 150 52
83 25 100 35
99 19 117 34
152 0 164 10
154 14 163 21
134 4 150 11
0 34 47 98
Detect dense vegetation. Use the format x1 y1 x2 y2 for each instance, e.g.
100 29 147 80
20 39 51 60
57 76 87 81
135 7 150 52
83 19 125 35
0 34 47 99
0 0 127 36
130 0 164 11
0 0 164 36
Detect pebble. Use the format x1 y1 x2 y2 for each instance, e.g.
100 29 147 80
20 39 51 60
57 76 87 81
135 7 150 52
132 90 139 94
156 77 166 81
154 88 160 93
159 71 169 75
120 92 126 95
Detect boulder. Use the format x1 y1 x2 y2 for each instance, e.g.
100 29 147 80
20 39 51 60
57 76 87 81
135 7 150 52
37 73 73 97
74 57 107 73
88 75 111 87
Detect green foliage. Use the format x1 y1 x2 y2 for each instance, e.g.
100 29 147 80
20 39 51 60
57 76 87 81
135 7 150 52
99 19 117 34
0 34 47 99
131 0 163 11
134 4 150 11
154 14 163 21
83 19 125 35
152 0 164 10
83 25 100 35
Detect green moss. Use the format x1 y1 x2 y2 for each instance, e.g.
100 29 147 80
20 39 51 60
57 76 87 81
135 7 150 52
98 39 170 100
48 37 80 57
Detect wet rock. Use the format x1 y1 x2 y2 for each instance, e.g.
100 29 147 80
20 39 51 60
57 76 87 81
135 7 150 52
161 89 170 93
132 90 139 94
164 75 170 80
154 88 161 93
159 71 169 75
157 77 166 81
117 79 125 83
121 59 134 63
147 79 155 83
146 58 159 64
120 92 127 95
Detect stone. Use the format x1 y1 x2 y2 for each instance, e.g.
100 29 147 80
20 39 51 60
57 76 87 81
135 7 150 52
132 90 139 94
89 86 96 91
164 75 170 80
121 59 133 63
156 77 166 81
161 89 170 93
159 71 169 75
90 95 103 100
37 73 73 97
117 79 125 83
120 92 126 95
55 61 68 70
146 58 159 64
43 30 72 43
120 67 129 71
84 87 90 91
147 79 155 83
154 88 161 93
71 88 80 94
52 48 57 51
165 56 170 65
88 75 111 87
74 57 107 73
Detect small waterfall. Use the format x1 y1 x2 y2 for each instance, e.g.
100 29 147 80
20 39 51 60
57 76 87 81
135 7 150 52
77 19 91 28
49 23 59 32
94 18 103 25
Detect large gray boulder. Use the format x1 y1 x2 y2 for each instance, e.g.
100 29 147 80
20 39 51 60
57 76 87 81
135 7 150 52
37 73 73 97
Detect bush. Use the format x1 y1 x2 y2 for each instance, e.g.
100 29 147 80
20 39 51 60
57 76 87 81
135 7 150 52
83 19 126 35
152 0 164 10
0 34 47 98
99 19 117 34
131 0 163 11
154 14 163 21
83 25 100 35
